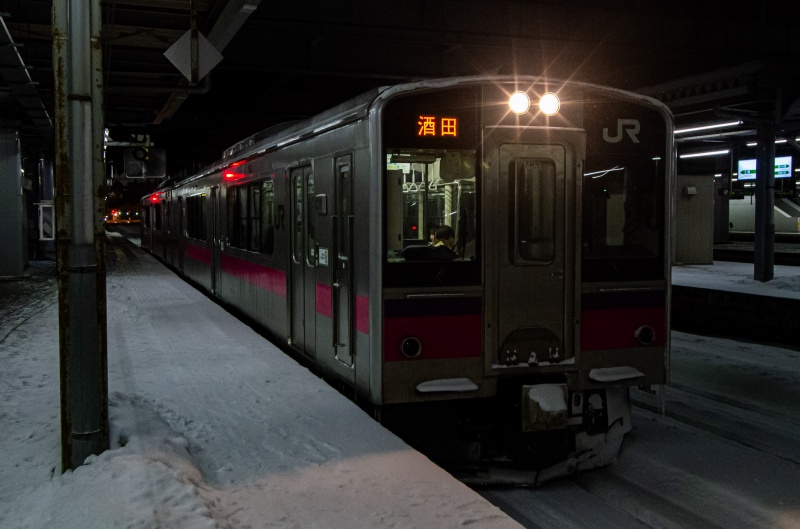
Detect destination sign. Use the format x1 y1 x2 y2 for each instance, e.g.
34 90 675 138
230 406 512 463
417 115 459 137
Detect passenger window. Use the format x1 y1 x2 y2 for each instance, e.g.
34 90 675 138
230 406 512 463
154 203 163 230
249 185 261 251
385 149 477 262
164 201 171 233
260 178 275 256
292 172 303 263
186 193 207 240
306 172 315 266
226 182 265 252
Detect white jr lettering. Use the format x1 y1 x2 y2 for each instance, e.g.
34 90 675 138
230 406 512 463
603 119 641 144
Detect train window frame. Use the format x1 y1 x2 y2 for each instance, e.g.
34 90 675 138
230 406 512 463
305 171 316 267
154 203 163 231
185 193 207 241
581 155 665 282
291 170 304 264
248 184 261 252
336 159 353 259
164 200 171 233
383 147 480 287
226 181 265 253
259 177 276 257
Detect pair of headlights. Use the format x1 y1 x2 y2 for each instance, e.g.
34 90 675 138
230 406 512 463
509 91 560 116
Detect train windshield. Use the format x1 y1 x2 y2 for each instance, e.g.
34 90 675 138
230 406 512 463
386 149 477 264
581 98 668 283
582 154 665 281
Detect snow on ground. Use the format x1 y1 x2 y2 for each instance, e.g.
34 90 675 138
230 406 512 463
0 238 520 529
4 237 800 529
672 261 800 299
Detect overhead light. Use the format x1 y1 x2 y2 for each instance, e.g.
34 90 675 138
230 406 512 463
679 149 730 159
747 139 787 147
674 121 741 134
745 136 800 147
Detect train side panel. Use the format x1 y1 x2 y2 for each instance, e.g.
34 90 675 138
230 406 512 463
209 120 372 391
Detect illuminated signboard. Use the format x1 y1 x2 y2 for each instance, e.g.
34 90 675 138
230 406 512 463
417 115 458 137
737 156 793 180
383 87 479 148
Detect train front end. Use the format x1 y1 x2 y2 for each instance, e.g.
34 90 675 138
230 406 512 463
374 78 673 474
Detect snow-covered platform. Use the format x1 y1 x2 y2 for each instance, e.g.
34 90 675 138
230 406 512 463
672 261 800 346
0 231 521 529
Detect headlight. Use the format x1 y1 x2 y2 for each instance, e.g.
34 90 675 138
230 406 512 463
538 93 560 116
508 91 531 115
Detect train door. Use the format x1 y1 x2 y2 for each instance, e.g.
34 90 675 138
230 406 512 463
211 186 222 296
289 165 316 356
484 128 582 366
333 155 354 366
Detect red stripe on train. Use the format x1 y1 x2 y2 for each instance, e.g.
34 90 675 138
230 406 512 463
220 253 287 296
383 314 481 362
581 306 666 351
184 242 211 264
315 285 370 335
356 295 369 335
316 283 332 318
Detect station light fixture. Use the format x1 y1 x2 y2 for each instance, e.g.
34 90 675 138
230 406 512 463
679 149 730 159
745 137 800 147
674 121 742 134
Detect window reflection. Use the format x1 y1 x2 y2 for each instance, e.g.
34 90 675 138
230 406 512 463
582 156 663 281
511 159 555 263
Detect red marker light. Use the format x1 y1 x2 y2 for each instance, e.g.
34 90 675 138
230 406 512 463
412 225 418 231
224 160 246 180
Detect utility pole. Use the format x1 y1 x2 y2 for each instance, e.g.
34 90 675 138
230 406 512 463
53 0 109 470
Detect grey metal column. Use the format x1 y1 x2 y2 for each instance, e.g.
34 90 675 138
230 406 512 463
0 131 24 276
753 122 775 282
54 0 109 471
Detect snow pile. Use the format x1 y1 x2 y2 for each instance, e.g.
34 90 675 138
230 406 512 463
527 384 567 413
3 394 218 529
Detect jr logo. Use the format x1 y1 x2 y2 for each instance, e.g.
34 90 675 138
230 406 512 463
603 119 641 144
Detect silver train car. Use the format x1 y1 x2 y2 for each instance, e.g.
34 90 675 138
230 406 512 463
141 76 674 475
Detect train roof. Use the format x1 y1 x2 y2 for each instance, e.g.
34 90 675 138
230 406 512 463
148 75 671 196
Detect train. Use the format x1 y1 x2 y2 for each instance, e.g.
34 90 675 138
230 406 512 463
140 75 674 479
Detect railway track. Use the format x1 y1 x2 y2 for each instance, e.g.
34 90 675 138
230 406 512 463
473 355 800 529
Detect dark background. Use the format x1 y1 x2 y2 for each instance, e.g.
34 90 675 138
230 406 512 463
3 0 800 184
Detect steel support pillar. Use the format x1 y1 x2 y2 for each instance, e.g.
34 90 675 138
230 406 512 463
54 0 109 471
